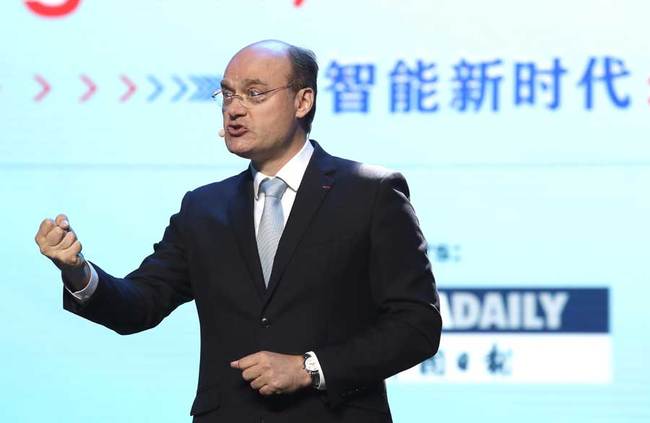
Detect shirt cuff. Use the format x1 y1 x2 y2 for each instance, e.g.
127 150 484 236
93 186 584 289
306 350 327 390
64 262 98 303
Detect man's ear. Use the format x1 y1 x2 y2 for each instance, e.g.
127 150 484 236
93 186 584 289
294 87 314 119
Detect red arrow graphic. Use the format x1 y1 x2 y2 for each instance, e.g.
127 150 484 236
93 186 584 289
120 74 136 102
34 74 50 102
79 74 96 102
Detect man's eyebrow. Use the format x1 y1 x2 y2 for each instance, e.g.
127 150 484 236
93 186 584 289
220 78 268 90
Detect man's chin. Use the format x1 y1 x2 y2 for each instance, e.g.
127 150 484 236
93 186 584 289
225 137 255 159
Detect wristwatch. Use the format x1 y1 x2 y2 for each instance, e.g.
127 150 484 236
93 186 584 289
303 353 320 388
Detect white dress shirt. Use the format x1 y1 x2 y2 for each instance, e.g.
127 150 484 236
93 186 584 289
66 139 326 389
251 137 313 235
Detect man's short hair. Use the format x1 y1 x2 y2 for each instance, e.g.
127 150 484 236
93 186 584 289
286 45 318 134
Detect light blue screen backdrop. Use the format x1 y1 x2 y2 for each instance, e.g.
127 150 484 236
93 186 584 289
1 0 649 422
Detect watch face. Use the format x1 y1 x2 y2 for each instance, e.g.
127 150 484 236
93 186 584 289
305 356 318 371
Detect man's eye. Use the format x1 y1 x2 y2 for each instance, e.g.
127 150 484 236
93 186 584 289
248 89 263 97
222 91 235 99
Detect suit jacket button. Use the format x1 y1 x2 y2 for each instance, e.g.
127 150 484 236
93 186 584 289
260 317 271 328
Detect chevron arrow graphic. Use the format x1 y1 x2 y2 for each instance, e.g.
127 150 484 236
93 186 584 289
147 75 163 102
120 75 137 102
189 76 211 101
79 74 96 103
205 76 221 98
189 75 221 102
34 74 51 102
171 75 187 102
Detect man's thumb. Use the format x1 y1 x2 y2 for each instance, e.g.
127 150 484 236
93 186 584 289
55 213 70 229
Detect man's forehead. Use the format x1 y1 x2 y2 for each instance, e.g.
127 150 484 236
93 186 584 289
223 45 291 86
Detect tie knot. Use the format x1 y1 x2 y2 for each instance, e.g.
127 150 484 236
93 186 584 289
259 177 288 199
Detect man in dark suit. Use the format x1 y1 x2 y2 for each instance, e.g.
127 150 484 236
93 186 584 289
35 40 442 422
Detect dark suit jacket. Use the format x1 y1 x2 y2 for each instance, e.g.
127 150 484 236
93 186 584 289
64 140 442 423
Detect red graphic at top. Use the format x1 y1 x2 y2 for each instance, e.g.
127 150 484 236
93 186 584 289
25 0 81 18
25 0 298 18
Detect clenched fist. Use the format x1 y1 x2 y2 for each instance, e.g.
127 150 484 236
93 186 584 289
35 214 90 291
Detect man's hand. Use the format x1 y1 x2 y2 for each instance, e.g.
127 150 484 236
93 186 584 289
35 213 90 291
231 351 311 396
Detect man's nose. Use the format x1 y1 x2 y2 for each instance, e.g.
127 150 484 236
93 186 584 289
225 98 247 119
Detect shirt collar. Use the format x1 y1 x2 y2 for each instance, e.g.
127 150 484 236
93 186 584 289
251 139 315 200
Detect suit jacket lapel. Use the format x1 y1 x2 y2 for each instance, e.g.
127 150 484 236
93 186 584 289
263 140 336 309
227 170 267 301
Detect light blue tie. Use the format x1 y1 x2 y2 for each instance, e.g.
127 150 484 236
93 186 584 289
257 177 288 287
